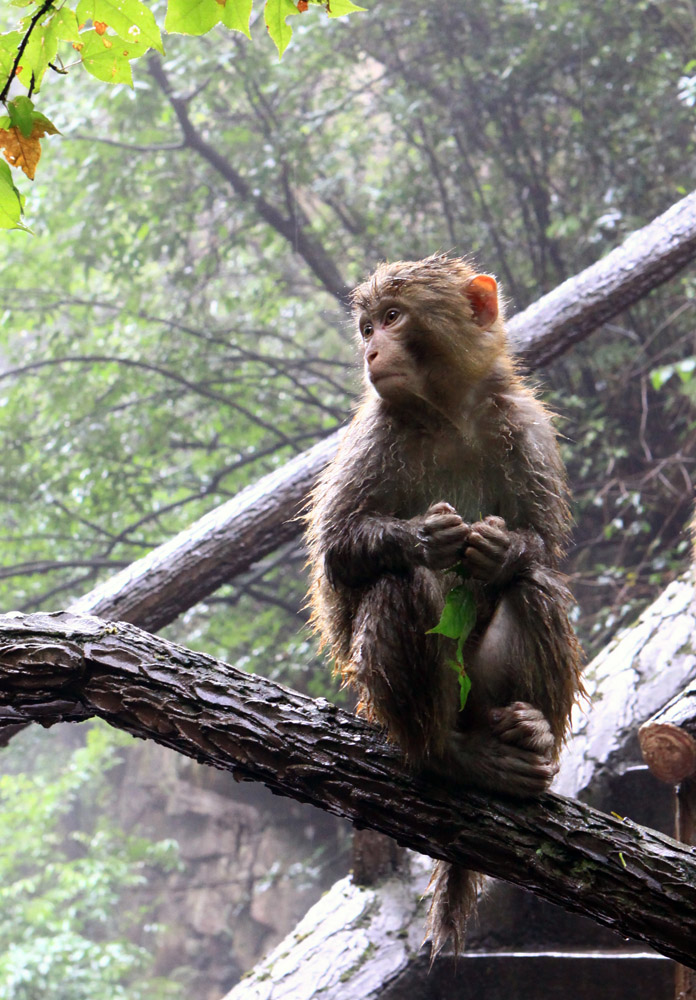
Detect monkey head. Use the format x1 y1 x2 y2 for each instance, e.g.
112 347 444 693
351 254 507 412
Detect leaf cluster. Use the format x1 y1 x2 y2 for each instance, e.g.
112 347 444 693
427 567 476 711
0 0 365 227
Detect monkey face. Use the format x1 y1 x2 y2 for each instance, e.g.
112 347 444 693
353 256 508 413
358 301 429 404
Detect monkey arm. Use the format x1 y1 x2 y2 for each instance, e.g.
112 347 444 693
323 516 419 588
324 503 469 589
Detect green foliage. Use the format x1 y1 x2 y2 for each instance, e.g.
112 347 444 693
0 723 184 999
0 158 23 227
0 0 365 227
650 357 696 390
427 568 476 712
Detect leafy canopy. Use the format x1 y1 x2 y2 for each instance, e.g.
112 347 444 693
0 0 365 229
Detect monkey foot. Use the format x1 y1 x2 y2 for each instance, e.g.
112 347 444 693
487 702 558 795
489 701 555 753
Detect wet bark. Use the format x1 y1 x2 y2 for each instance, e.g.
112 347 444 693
226 573 696 999
1 610 695 970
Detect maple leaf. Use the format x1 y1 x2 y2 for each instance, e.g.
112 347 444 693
0 118 60 181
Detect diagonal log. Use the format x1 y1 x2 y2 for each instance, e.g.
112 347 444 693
1 610 695 969
69 190 696 633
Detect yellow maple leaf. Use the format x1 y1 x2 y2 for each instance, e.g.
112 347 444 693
0 119 60 181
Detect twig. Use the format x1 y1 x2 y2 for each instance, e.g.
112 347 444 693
0 0 55 104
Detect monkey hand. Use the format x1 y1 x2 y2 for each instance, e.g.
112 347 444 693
413 501 470 571
462 516 543 586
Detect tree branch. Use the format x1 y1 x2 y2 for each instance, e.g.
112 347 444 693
68 432 340 629
0 0 54 103
0 610 694 968
224 572 696 995
146 55 352 306
508 189 696 366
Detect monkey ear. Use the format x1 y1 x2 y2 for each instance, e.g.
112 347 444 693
465 274 499 329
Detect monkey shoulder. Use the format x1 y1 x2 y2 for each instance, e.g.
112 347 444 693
490 386 563 472
309 405 405 529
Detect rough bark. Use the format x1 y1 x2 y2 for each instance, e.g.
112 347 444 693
69 190 696 635
1 610 696 969
226 572 696 998
677 777 696 1000
556 573 696 800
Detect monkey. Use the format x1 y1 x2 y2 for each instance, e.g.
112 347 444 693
305 253 584 957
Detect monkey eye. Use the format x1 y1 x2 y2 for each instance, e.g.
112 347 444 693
384 308 400 325
361 322 374 340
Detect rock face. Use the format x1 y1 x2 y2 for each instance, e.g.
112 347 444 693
110 737 352 998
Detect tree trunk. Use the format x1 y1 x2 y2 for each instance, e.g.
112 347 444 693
1 610 695 969
639 679 696 784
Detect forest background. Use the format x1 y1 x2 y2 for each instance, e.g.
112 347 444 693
0 0 695 996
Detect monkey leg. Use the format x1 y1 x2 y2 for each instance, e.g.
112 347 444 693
489 701 556 757
345 567 459 763
448 710 559 797
448 593 562 797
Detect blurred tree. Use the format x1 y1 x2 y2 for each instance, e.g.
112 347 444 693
0 0 693 661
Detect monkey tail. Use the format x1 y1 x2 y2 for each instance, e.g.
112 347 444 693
424 861 481 962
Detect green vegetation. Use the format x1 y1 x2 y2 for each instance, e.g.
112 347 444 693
0 0 365 227
0 0 690 661
0 0 694 989
0 0 693 665
0 723 184 999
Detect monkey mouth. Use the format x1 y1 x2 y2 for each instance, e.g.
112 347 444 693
369 371 407 387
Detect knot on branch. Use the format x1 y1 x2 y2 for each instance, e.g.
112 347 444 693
639 721 696 784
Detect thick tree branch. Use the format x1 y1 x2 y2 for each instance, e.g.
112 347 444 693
639 679 696 784
226 572 696 997
70 190 696 633
1 610 695 969
68 433 340 629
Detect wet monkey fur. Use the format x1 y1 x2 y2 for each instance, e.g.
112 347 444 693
305 254 583 956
